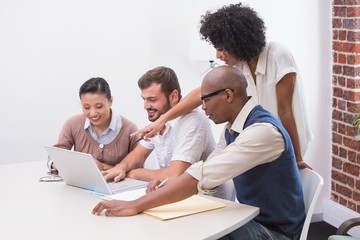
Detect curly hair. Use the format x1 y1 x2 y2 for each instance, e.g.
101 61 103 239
199 3 266 62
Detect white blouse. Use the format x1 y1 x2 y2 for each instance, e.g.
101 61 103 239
235 42 313 156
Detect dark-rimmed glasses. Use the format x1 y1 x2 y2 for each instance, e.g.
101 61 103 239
201 88 233 102
200 89 227 101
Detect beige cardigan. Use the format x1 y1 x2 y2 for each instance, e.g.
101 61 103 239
54 114 138 165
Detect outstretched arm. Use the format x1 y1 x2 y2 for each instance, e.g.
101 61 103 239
132 87 202 140
92 172 198 216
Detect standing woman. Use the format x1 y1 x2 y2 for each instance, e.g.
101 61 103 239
135 3 313 169
48 77 138 172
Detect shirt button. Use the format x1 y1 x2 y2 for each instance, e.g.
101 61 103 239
99 144 104 149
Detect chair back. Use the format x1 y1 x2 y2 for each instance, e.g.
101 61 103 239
299 168 324 240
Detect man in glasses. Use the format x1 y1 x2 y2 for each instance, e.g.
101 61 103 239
102 66 230 199
93 66 305 240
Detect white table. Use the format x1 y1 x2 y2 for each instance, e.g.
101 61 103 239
0 161 259 240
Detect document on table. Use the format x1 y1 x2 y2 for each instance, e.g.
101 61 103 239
143 195 226 221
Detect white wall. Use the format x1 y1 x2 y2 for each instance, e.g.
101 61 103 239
0 0 332 215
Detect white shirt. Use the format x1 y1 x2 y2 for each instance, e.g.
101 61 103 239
235 42 313 156
186 98 285 194
140 109 215 168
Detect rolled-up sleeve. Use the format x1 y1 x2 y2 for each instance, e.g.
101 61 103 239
186 122 284 194
185 161 215 195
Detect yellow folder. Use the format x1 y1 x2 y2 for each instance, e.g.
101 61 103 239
143 195 226 221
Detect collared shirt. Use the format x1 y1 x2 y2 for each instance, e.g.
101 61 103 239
140 109 215 168
84 112 122 145
234 41 313 156
186 98 285 194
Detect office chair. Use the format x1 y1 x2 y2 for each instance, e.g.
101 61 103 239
299 168 324 240
328 217 360 240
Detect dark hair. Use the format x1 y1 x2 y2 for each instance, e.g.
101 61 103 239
79 77 111 100
138 66 182 99
199 3 266 62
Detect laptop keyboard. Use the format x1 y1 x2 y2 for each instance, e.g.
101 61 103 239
107 181 128 192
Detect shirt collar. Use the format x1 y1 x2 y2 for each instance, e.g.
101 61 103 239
255 42 269 76
225 97 257 134
162 117 177 136
84 118 91 129
107 112 118 131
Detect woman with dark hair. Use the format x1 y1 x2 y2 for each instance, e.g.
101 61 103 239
48 77 138 172
135 2 313 169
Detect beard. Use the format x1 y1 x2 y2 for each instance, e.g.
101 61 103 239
147 101 171 122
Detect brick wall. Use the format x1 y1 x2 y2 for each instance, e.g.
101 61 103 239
332 0 360 213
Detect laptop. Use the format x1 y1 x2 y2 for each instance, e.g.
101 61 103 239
44 146 148 195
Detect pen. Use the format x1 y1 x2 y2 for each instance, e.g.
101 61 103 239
156 178 168 189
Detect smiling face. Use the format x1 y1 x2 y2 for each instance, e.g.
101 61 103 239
81 92 113 129
215 47 238 66
141 83 172 122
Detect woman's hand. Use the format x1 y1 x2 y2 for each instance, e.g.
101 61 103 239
131 116 167 140
131 87 202 140
297 158 312 170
